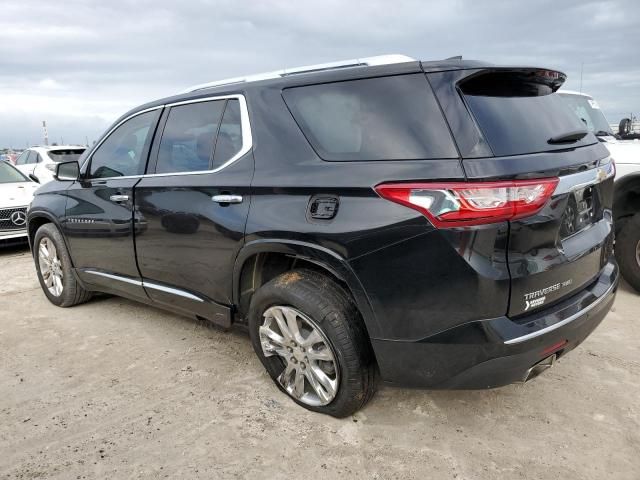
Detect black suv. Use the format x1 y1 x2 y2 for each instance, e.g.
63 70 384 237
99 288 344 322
27 55 618 417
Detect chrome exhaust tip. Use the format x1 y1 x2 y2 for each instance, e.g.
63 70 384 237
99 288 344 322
522 353 557 382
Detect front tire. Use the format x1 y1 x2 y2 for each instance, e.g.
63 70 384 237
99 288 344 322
248 269 377 417
33 223 92 307
616 212 640 293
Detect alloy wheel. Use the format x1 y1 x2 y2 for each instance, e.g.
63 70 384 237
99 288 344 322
259 305 339 406
38 237 64 297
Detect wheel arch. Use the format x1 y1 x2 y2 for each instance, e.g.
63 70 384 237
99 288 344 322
232 239 381 338
27 211 72 263
614 172 640 227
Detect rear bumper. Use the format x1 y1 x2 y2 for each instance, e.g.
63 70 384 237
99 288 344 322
372 260 618 388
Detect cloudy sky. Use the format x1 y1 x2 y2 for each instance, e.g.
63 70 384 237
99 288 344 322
1 0 639 148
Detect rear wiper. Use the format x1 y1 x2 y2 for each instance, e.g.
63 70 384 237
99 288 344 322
548 130 589 144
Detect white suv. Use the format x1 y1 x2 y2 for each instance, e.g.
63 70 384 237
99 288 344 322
14 146 85 184
560 90 640 291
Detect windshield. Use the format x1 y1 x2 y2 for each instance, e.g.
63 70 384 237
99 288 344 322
559 93 614 136
0 161 29 183
48 148 85 162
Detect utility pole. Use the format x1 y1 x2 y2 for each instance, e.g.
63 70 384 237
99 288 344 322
42 121 49 146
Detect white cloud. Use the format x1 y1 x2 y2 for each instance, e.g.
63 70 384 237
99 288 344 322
0 0 638 146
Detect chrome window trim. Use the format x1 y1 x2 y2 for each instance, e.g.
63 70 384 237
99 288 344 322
81 94 252 180
84 270 204 302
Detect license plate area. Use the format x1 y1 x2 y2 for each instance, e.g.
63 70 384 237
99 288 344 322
559 185 601 239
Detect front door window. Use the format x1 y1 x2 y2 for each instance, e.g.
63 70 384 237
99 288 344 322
88 110 159 179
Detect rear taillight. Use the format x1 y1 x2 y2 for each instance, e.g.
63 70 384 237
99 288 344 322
375 178 559 228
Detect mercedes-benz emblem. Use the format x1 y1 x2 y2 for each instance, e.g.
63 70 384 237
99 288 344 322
10 211 27 226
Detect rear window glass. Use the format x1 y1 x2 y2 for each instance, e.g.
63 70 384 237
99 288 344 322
212 99 243 168
461 73 596 156
156 100 226 174
49 149 85 162
283 74 458 161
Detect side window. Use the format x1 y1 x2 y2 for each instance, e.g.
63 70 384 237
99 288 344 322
26 151 37 164
89 110 159 179
212 99 243 168
283 74 459 161
15 151 29 165
35 154 43 163
155 100 226 174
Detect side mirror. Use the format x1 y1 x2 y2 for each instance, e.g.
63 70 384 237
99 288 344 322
55 161 80 181
28 173 40 183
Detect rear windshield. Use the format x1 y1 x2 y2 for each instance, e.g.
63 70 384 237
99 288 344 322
461 71 597 157
48 149 85 162
283 74 458 161
559 93 614 136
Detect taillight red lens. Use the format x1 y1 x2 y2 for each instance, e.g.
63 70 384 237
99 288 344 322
375 178 559 228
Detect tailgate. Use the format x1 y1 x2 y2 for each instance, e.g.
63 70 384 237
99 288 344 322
451 68 616 317
507 157 615 316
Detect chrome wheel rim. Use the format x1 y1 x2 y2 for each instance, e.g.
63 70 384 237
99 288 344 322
259 305 339 406
38 237 64 297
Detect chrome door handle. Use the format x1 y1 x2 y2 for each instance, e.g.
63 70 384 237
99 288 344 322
211 194 243 204
110 194 129 202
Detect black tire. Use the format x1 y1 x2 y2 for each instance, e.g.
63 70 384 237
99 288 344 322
248 269 377 417
616 213 640 293
619 118 632 136
33 223 93 307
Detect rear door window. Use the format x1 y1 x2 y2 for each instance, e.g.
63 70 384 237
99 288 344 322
212 100 243 169
460 71 597 156
155 100 226 174
283 74 458 161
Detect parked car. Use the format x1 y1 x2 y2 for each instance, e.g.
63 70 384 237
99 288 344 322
14 146 85 184
0 161 39 244
559 91 640 292
27 56 618 417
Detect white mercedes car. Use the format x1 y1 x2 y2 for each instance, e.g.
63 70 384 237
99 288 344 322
13 145 85 184
0 161 39 244
560 90 640 292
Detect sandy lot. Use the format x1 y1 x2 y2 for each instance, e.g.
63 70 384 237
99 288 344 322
1 243 639 479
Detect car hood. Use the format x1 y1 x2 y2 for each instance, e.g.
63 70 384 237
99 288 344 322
600 136 640 165
0 182 39 208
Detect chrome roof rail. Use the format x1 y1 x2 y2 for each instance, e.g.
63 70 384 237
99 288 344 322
180 54 416 93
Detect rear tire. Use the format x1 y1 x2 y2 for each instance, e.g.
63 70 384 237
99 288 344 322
616 212 640 292
33 223 93 307
248 269 377 417
619 118 632 136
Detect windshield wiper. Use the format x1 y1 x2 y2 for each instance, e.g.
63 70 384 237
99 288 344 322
548 130 589 144
594 130 613 137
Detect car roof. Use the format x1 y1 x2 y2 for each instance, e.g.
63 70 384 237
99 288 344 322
558 90 593 99
114 55 566 127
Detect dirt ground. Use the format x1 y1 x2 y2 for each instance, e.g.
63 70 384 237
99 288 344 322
1 243 638 480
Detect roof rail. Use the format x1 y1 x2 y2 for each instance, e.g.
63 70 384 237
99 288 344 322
180 54 416 93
